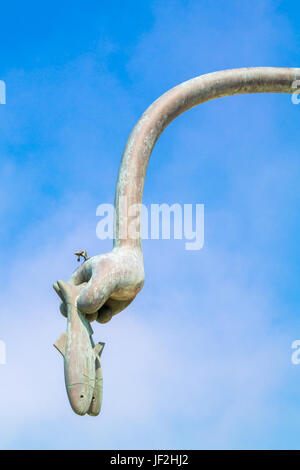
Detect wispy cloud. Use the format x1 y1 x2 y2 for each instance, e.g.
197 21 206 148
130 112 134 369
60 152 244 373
1 0 300 450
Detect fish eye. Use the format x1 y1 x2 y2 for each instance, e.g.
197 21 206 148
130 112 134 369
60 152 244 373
80 395 84 398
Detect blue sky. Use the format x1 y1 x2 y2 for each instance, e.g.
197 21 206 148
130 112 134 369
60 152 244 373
0 0 300 449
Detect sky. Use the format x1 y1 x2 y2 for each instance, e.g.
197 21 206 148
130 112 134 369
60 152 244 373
0 0 300 450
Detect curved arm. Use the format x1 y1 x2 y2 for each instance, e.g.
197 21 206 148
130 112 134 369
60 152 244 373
114 67 299 250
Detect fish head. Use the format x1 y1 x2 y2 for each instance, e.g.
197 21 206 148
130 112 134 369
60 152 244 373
87 363 103 417
67 383 93 416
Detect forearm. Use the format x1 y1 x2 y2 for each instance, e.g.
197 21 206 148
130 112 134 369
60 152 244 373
113 67 299 249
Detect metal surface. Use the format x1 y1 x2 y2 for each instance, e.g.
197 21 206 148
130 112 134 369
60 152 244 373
53 280 104 415
54 67 300 415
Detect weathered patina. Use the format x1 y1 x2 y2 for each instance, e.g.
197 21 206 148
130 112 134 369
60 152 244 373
54 67 300 415
53 280 104 415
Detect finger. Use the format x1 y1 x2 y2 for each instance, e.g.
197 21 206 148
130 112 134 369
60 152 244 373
53 280 87 318
96 298 134 323
53 255 90 300
96 304 112 324
77 267 117 314
69 258 92 286
85 312 98 322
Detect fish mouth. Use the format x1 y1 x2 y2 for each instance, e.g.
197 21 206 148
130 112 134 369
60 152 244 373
73 407 86 416
74 406 87 416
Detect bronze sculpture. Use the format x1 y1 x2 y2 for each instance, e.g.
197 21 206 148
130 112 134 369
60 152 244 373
53 67 300 415
53 280 105 415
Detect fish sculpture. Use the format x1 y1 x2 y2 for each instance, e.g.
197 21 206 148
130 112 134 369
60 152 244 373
88 337 104 416
53 280 105 416
53 67 300 416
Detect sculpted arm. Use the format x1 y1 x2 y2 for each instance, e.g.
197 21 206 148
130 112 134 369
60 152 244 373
56 67 300 320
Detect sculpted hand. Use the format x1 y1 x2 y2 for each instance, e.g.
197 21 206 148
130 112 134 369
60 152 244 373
54 247 144 323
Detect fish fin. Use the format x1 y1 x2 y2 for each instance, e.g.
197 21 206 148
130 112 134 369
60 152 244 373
53 282 64 301
56 280 75 304
54 333 67 357
94 342 105 359
57 279 88 309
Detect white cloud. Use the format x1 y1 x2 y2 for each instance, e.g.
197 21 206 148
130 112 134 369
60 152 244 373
0 0 299 450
